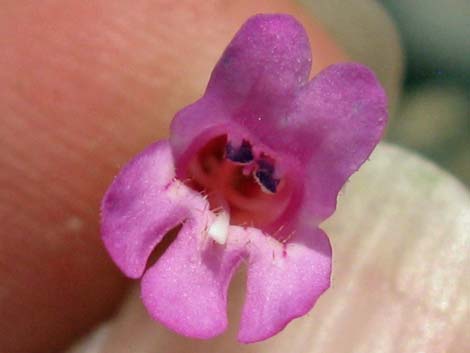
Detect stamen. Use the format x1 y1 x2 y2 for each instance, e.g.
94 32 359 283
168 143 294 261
254 169 280 194
254 158 280 193
225 140 254 164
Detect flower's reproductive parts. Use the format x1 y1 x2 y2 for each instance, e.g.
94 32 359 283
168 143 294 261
186 135 296 239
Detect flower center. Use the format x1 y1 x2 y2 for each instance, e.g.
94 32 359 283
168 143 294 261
184 135 296 235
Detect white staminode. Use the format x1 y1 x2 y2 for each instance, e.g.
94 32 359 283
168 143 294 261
208 210 230 244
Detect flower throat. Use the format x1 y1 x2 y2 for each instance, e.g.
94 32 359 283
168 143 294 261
185 135 294 232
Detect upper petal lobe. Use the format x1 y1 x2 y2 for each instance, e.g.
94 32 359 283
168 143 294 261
207 14 312 111
290 63 388 223
170 14 313 166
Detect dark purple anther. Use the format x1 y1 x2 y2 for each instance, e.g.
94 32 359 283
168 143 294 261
225 140 254 164
256 158 275 175
254 169 280 193
255 159 280 193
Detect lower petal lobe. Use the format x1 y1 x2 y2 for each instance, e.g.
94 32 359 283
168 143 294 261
101 140 332 341
141 218 243 339
101 139 243 338
101 141 189 278
229 225 332 343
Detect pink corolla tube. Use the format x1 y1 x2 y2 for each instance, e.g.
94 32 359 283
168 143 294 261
101 13 387 343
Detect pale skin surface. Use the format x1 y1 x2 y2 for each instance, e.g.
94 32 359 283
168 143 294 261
68 144 470 353
0 1 468 353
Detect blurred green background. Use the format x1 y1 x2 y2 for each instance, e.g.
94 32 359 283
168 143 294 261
380 0 469 184
298 0 469 184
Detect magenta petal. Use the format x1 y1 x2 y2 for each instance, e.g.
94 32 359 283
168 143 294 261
170 95 229 167
235 226 332 343
207 14 311 111
141 220 243 339
100 140 188 278
292 63 388 223
170 14 312 165
102 140 242 338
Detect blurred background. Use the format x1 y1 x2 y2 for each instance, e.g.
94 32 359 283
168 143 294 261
380 0 469 184
300 0 469 184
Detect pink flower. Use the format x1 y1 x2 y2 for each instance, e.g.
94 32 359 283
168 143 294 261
101 14 387 343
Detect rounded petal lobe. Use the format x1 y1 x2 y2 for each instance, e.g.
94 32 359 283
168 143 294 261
170 14 313 167
100 140 188 278
236 226 332 343
141 219 243 339
207 14 312 111
292 63 387 223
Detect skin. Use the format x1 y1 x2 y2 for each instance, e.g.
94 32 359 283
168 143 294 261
2 1 467 353
0 1 344 352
